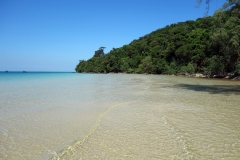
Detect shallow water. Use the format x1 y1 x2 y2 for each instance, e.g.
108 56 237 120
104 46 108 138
0 73 240 159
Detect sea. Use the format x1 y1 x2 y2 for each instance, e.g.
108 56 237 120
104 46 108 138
0 72 240 160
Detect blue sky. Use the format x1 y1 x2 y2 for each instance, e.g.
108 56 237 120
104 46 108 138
0 0 226 72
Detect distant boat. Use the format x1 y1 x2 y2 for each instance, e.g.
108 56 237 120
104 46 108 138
5 70 8 73
23 71 27 73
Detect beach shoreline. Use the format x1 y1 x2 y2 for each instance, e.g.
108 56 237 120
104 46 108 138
75 71 240 81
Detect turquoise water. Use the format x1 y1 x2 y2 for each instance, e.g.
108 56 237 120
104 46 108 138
0 72 116 159
0 72 240 159
0 72 83 119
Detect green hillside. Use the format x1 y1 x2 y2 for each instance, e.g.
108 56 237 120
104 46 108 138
75 5 240 77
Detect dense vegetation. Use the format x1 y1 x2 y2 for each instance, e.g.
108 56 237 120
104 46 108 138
75 4 240 76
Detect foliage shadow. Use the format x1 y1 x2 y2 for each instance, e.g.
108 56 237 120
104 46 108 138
174 84 240 95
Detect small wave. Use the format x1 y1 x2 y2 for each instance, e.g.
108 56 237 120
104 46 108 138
49 102 130 160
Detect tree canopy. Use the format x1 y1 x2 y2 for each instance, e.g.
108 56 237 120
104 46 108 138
75 4 240 76
197 0 240 14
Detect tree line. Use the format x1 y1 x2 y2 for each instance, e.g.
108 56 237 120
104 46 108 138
75 4 240 76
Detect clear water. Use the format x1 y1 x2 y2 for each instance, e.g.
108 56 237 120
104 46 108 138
0 72 240 160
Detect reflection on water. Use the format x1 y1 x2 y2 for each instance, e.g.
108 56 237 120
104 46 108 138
0 74 240 159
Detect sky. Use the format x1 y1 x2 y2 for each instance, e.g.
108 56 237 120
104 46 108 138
0 0 227 72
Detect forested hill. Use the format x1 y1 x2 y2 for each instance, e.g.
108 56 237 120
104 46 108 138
75 5 240 76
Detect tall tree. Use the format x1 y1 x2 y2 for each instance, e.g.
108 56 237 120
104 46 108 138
197 0 240 14
94 47 106 57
